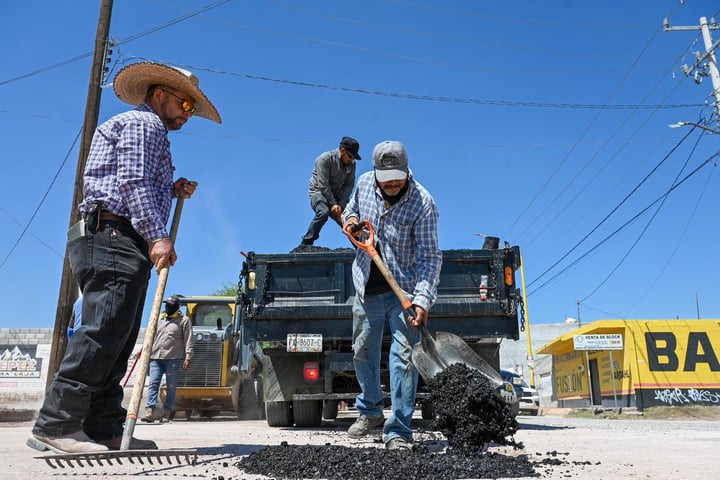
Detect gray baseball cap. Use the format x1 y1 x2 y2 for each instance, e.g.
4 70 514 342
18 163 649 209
373 140 409 182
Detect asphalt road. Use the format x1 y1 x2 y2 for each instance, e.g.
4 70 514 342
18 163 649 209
3 410 718 479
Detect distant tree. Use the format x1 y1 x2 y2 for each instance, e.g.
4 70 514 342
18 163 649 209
212 282 237 297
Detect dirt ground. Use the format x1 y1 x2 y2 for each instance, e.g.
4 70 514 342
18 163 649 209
2 408 718 479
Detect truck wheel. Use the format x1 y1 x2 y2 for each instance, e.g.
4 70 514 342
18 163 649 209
293 400 322 427
421 400 435 420
322 400 339 420
265 401 293 427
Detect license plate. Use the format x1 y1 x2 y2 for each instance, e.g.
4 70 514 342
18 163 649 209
287 333 323 352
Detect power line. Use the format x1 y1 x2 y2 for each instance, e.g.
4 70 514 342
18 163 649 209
0 0 230 87
503 1 691 242
527 126 697 289
528 144 720 296
578 125 707 303
0 128 82 271
149 61 707 110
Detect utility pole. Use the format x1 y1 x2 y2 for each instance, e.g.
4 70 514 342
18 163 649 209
46 0 114 390
664 16 720 126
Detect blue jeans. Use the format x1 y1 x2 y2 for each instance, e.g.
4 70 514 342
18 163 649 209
352 292 420 442
146 359 182 410
33 220 151 441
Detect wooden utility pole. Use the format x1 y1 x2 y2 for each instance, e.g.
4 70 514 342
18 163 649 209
46 0 114 389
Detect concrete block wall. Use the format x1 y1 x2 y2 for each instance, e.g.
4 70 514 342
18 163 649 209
0 328 147 410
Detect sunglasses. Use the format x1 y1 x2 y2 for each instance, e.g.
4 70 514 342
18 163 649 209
161 88 196 115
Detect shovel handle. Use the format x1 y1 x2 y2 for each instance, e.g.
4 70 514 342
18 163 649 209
345 219 418 321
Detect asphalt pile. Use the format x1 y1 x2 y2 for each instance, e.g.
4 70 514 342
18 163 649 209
237 442 539 479
235 363 557 479
427 362 521 452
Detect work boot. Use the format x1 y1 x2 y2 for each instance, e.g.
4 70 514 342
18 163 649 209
140 407 156 423
151 405 165 421
97 435 158 450
385 436 413 450
347 414 385 439
27 430 109 454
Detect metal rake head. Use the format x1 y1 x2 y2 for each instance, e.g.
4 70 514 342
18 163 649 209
36 449 197 469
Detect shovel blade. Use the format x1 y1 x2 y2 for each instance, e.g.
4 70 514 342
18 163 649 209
411 329 504 387
434 331 504 386
411 327 448 382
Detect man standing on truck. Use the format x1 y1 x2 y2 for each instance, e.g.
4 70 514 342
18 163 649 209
342 140 442 451
28 62 220 454
297 136 361 249
141 295 193 423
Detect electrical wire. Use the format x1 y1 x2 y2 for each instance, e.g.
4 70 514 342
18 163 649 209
528 144 720 296
527 125 697 288
0 128 82 271
578 124 708 303
0 0 230 88
503 0 689 241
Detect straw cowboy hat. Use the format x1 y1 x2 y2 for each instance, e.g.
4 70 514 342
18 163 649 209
113 62 221 123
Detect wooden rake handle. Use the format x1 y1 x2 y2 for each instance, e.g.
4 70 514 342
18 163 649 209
121 196 184 451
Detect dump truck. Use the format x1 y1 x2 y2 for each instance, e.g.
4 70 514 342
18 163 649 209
232 244 524 427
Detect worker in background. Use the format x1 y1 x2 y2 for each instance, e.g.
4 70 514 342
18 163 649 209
297 136 361 250
141 295 193 423
66 294 83 340
342 140 442 451
28 61 221 454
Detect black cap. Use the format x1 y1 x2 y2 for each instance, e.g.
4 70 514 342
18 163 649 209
340 136 361 160
163 294 184 305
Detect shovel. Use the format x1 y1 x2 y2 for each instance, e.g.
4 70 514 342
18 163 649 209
36 197 197 469
345 220 503 387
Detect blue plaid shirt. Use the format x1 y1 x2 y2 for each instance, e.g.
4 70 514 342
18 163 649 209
343 171 442 311
79 104 175 242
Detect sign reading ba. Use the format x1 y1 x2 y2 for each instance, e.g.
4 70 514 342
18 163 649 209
573 333 624 351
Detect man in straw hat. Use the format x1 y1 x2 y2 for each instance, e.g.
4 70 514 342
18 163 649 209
28 62 221 454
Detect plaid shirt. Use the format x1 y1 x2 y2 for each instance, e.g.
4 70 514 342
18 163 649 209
79 104 174 242
343 171 442 311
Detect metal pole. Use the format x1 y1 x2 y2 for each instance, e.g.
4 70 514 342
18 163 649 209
46 0 114 389
585 351 593 407
518 254 535 386
610 350 618 409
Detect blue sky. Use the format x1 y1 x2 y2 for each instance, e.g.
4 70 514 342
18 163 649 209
2 0 720 331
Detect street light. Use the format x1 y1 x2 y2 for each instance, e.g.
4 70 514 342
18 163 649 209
668 121 720 134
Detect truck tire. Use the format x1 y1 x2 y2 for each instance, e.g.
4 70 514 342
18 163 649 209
293 400 322 427
322 400 339 420
266 401 293 427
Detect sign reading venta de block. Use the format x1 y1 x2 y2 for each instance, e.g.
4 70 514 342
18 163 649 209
573 334 624 351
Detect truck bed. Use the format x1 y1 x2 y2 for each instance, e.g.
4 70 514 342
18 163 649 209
242 248 520 342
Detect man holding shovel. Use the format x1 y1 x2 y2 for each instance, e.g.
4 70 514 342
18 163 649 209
28 62 221 454
342 140 442 451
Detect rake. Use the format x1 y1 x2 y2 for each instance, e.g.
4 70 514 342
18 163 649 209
36 449 198 469
36 198 198 468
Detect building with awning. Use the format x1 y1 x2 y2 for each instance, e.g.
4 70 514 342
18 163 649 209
536 319 720 409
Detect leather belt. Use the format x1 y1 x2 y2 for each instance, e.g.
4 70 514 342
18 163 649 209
99 211 131 224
